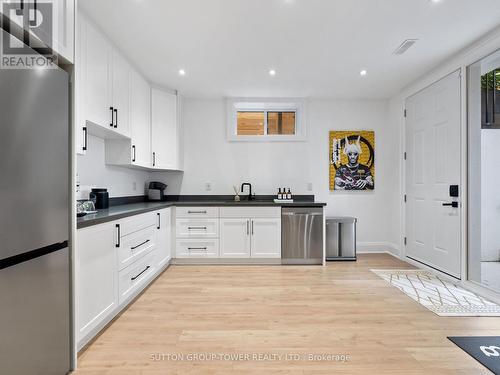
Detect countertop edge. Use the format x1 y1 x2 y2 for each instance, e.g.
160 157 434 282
77 201 327 229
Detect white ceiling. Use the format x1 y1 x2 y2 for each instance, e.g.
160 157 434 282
80 0 500 99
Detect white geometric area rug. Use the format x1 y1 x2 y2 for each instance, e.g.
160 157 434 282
371 269 500 317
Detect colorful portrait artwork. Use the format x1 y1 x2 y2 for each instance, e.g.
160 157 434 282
329 131 375 191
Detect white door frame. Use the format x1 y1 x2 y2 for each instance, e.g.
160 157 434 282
397 27 500 300
400 68 468 281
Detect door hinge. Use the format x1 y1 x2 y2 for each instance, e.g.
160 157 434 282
404 237 407 246
404 109 407 118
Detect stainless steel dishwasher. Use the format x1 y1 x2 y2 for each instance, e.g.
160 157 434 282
281 207 324 265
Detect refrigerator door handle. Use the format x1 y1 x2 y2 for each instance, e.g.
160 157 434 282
82 126 88 151
114 108 118 128
115 224 121 248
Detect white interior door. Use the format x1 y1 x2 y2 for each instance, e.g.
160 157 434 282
405 70 461 278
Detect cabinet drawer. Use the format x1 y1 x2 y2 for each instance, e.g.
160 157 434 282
118 226 157 271
220 207 281 219
176 239 219 258
119 212 158 237
176 219 219 238
176 207 219 218
119 251 156 305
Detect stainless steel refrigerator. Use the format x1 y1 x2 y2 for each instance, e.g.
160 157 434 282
0 32 71 374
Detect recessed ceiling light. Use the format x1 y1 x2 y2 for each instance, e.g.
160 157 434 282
178 69 186 76
360 70 367 76
269 69 276 76
429 0 441 3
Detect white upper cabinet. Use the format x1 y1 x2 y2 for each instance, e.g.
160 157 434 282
151 89 180 170
130 71 151 167
82 15 112 131
54 0 75 63
79 12 131 137
110 50 131 137
76 10 182 170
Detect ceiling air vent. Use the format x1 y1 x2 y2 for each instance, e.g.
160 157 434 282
393 39 418 55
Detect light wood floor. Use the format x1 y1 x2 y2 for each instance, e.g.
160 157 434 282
74 254 500 375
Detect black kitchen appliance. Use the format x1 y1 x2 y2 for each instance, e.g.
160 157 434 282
90 188 109 209
148 182 167 201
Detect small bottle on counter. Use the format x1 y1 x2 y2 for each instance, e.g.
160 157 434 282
278 188 282 200
283 188 287 200
287 188 292 200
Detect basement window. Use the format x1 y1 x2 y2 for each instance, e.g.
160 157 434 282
228 99 306 141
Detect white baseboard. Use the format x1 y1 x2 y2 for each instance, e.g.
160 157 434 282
357 242 401 257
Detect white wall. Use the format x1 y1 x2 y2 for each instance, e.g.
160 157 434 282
77 135 151 199
178 98 400 250
481 129 500 262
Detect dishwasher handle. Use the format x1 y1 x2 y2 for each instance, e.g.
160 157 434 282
282 212 323 216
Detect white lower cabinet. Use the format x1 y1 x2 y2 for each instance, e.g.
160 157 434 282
118 251 157 305
177 207 282 260
220 219 251 258
249 218 281 258
76 208 171 349
118 225 157 271
76 222 118 345
156 208 172 268
176 239 220 258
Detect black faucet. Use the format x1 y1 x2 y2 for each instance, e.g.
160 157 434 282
241 183 255 201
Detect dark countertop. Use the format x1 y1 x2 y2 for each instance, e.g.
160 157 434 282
77 199 327 229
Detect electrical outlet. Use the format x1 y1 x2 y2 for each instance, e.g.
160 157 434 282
205 182 212 192
307 182 313 192
133 181 137 191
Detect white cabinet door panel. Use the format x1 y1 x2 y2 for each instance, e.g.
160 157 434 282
176 219 219 238
176 239 219 258
130 71 151 167
151 89 178 170
76 222 117 343
83 18 111 130
111 50 130 137
156 209 172 268
220 219 250 258
250 218 281 258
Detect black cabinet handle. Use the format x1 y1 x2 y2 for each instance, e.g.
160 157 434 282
16 0 24 15
442 202 459 208
188 210 207 214
83 126 88 151
109 107 114 127
153 152 156 166
188 247 207 251
132 145 136 162
131 265 150 281
251 220 254 235
157 213 160 229
188 226 207 230
114 108 118 128
115 224 121 248
131 239 150 250
29 0 37 26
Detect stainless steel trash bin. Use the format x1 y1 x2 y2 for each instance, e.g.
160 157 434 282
326 217 357 261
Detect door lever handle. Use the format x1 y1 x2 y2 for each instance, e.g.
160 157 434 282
442 202 458 208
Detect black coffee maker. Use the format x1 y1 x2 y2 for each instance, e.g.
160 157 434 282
89 188 109 209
